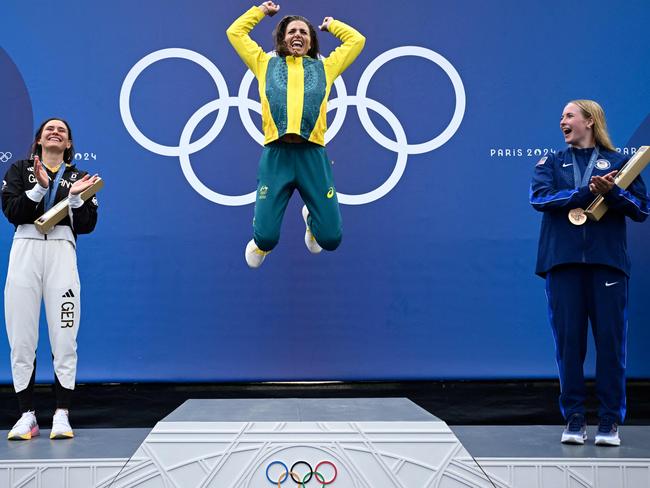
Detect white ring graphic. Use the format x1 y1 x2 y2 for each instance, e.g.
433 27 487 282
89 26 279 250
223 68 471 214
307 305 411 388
120 46 465 206
179 97 258 206
355 46 465 155
328 96 407 205
120 48 230 157
0 152 12 163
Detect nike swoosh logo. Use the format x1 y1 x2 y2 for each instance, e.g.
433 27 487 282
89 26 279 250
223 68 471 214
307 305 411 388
562 163 573 167
605 281 619 287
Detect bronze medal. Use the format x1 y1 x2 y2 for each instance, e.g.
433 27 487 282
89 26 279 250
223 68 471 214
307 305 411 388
568 208 587 226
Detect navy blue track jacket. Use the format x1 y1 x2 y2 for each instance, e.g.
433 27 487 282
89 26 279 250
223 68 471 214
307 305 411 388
530 147 649 277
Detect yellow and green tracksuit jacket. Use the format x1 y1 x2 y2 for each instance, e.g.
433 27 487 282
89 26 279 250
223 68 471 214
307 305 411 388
227 7 365 146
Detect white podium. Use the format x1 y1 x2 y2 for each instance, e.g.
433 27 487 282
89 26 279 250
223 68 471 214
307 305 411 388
109 398 494 487
2 400 649 487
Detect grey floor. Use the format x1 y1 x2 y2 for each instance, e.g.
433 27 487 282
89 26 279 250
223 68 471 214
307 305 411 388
163 398 439 422
1 428 150 460
2 426 649 462
451 425 650 459
2 399 649 462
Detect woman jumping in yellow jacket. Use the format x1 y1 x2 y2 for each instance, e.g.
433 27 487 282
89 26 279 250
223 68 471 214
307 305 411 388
227 1 365 268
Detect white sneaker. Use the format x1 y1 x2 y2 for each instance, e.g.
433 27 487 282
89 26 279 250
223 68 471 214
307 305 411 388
8 411 39 440
560 413 587 445
50 409 74 439
594 417 620 446
302 205 322 254
245 239 269 268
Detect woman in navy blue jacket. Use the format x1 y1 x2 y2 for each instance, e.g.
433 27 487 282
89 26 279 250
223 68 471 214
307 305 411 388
530 100 648 446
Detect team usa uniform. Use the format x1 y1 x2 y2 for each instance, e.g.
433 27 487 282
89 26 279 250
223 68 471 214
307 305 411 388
2 159 98 423
530 146 648 441
227 7 365 253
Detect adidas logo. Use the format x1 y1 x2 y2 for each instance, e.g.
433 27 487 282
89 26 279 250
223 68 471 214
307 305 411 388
62 289 75 298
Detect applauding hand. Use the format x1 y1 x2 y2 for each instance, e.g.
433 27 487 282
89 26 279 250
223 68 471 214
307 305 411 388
70 174 100 196
589 170 617 195
33 156 49 189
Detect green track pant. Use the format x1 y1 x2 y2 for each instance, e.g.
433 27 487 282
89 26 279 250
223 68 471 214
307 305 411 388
253 141 342 252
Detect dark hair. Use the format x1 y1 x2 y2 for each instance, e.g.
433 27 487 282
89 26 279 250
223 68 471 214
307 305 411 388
273 15 320 58
30 117 75 164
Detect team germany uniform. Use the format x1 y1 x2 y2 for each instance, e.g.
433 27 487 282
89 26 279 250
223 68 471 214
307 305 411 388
2 159 98 411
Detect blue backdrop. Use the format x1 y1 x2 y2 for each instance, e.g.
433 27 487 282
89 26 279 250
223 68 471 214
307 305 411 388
1 0 649 382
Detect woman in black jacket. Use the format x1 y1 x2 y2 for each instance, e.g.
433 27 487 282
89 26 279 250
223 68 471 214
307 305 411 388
2 118 99 440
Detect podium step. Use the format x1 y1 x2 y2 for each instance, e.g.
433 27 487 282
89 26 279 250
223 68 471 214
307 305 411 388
1 400 649 487
112 398 493 487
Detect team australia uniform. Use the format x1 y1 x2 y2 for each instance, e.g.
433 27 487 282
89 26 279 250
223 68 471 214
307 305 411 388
2 159 98 413
227 7 365 251
530 147 648 425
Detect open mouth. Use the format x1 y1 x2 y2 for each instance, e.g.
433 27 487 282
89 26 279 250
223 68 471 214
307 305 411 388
291 39 303 49
562 127 572 136
47 137 63 142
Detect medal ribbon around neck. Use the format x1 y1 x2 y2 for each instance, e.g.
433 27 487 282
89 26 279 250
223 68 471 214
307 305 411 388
571 146 600 188
44 163 67 212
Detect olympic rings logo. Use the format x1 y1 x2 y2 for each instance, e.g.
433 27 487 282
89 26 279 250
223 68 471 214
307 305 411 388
0 152 12 163
266 460 337 487
120 46 465 206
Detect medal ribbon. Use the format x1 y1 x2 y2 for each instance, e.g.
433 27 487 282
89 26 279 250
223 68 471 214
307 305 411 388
571 146 600 188
44 164 67 212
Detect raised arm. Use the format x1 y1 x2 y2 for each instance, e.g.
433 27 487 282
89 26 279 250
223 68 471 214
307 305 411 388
321 16 365 81
226 4 277 77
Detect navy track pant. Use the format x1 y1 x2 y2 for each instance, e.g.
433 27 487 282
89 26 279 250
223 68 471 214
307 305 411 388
546 264 628 423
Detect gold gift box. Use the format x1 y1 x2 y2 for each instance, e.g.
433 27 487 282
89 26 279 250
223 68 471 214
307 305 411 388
585 146 650 221
34 178 104 234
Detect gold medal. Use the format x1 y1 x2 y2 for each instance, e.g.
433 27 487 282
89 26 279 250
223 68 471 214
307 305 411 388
568 208 587 226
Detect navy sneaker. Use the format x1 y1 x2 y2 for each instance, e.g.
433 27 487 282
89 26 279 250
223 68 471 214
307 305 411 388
595 416 620 446
561 413 587 444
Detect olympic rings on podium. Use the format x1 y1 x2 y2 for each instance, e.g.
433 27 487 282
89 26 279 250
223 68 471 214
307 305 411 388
265 460 338 486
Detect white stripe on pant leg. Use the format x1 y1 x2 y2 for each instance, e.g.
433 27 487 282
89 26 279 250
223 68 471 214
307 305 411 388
43 240 80 391
4 239 43 392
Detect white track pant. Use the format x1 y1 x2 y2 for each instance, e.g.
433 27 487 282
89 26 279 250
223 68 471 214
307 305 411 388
4 238 80 392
